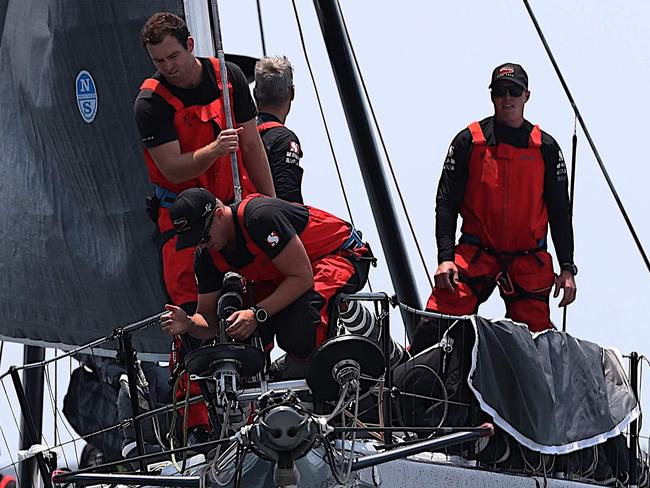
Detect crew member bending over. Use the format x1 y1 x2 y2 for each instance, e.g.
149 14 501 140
161 188 374 375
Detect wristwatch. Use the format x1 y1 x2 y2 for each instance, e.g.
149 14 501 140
250 305 269 324
560 263 578 276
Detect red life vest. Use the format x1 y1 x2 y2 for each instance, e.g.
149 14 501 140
257 120 284 133
208 194 352 283
139 57 256 222
460 121 548 252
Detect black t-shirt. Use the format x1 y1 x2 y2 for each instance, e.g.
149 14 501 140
257 112 304 204
195 197 309 293
134 58 257 148
435 116 574 266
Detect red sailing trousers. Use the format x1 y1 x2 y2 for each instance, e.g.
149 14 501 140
426 243 555 332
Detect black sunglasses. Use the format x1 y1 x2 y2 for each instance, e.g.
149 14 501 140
491 85 525 98
199 213 214 244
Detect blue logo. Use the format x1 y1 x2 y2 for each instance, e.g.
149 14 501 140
75 70 98 123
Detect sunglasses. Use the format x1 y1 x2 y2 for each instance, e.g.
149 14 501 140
491 85 525 98
199 213 214 244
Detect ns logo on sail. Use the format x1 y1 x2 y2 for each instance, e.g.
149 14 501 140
75 70 98 124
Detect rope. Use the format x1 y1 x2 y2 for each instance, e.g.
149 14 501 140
289 0 355 228
336 0 434 289
290 0 374 292
16 311 164 372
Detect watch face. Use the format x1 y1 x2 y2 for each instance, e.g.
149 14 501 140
255 307 268 323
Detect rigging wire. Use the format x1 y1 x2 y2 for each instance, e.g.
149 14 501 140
53 351 59 453
523 0 650 274
255 0 267 56
336 0 434 289
0 380 19 483
1 379 24 461
289 0 356 228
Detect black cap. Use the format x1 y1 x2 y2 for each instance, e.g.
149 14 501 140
489 63 528 89
169 188 217 250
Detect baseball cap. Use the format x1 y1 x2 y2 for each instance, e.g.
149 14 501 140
489 63 528 89
169 188 217 250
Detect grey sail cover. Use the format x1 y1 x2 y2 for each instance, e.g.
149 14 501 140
0 0 183 356
463 316 638 454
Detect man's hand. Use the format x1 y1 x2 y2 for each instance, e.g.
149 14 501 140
213 127 244 158
225 308 257 341
160 304 193 336
434 261 459 292
554 270 577 307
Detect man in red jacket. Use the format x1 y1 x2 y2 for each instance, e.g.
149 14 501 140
160 188 373 367
425 63 577 344
133 12 275 444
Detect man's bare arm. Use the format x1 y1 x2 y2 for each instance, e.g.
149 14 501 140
160 291 220 340
148 128 243 184
225 236 312 341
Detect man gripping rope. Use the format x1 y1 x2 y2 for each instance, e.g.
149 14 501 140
160 188 374 377
134 12 275 443
423 63 577 347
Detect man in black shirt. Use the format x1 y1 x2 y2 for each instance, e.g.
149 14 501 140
425 63 577 340
133 12 275 442
254 56 304 203
160 188 372 365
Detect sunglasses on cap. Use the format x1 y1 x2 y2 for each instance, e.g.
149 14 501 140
491 85 525 98
199 213 214 244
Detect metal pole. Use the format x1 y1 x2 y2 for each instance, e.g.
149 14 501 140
562 125 578 333
11 361 53 488
117 330 147 471
208 0 243 203
351 425 493 471
313 0 421 340
629 351 639 486
52 472 199 487
380 296 393 447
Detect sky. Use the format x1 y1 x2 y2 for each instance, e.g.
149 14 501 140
1 0 649 473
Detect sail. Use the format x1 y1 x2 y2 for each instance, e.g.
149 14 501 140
0 0 182 356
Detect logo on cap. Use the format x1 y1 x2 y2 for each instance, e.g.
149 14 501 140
173 218 189 232
202 202 214 216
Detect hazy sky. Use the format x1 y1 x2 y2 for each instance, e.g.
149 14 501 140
1 0 649 470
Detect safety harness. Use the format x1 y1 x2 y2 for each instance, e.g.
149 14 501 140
458 234 551 305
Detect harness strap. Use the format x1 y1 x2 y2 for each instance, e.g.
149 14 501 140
154 229 177 250
457 274 496 304
529 125 542 147
460 234 546 266
468 121 486 145
154 185 178 209
257 121 284 133
139 78 185 112
341 228 364 251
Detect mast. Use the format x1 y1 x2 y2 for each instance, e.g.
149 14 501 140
313 0 421 340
